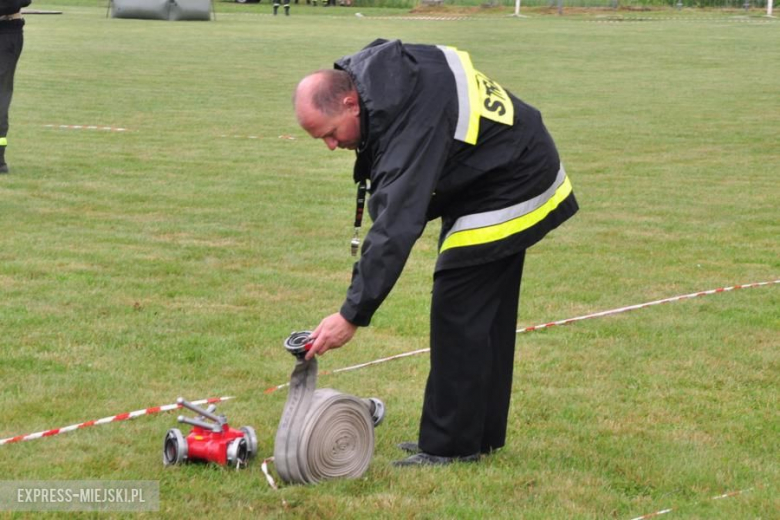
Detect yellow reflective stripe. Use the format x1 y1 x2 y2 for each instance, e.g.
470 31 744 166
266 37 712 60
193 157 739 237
440 175 573 253
0 138 7 147
456 49 481 145
439 45 515 145
438 46 481 145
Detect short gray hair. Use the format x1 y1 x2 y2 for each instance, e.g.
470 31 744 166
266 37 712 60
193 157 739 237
298 69 356 116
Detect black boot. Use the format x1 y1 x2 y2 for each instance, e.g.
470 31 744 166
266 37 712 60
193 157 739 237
393 452 481 467
397 442 420 454
284 4 290 14
273 4 279 14
0 145 7 174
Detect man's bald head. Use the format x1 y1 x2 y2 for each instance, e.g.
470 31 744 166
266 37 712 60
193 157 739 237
294 70 362 151
295 69 356 119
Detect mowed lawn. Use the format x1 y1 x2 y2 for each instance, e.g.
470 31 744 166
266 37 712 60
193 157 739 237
0 4 777 518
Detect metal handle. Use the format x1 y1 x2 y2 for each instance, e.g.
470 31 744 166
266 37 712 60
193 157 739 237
178 415 222 433
177 397 222 424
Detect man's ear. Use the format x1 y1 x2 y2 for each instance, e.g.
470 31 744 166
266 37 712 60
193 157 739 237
343 93 360 116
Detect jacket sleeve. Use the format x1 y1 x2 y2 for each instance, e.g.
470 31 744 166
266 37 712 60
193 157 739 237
339 119 453 326
0 0 31 15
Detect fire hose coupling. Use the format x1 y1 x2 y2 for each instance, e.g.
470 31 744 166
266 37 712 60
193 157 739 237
163 397 257 468
284 330 313 359
365 397 385 427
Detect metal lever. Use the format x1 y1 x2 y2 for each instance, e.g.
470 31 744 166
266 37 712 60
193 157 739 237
178 415 222 433
177 397 223 424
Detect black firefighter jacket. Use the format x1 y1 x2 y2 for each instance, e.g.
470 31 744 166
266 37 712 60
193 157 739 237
0 0 30 17
335 39 578 327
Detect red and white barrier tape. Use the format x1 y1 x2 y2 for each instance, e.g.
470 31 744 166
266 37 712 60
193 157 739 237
261 457 289 506
0 396 233 446
629 488 751 520
263 348 430 395
44 124 128 132
261 458 279 490
516 280 779 334
4 280 776 445
262 280 778 394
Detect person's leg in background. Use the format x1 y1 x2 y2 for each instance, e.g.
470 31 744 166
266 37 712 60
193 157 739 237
0 20 24 174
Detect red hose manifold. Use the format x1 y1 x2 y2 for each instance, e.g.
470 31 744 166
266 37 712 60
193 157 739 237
163 397 257 468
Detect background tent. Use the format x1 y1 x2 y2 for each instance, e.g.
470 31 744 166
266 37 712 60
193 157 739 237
110 0 213 21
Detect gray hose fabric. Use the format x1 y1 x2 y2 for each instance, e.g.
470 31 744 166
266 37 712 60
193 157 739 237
274 357 377 484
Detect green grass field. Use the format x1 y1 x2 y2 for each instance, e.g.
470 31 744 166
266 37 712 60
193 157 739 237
0 3 778 518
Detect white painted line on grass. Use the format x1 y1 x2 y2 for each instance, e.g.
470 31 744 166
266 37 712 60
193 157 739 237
44 124 128 132
629 488 751 520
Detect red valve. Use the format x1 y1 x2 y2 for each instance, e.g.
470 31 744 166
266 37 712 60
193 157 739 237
163 398 257 467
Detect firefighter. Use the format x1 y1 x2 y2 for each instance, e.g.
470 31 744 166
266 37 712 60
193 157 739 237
293 39 579 466
0 0 29 174
273 0 290 16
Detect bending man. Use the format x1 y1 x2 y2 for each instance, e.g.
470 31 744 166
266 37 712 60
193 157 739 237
293 39 578 466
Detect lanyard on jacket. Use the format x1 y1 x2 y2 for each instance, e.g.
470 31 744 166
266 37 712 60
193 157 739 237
351 180 367 256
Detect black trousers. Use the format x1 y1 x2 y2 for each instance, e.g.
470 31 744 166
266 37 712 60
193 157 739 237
0 21 24 139
418 250 526 457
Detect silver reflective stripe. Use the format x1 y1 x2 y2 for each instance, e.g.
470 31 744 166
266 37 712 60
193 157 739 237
437 45 471 143
444 165 567 240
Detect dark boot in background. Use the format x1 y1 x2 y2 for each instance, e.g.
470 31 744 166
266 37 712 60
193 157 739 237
0 143 8 174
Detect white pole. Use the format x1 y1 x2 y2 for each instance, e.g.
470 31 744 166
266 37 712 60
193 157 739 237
513 0 527 17
768 0 774 17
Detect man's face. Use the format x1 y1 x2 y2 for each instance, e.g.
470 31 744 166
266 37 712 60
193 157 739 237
298 96 361 151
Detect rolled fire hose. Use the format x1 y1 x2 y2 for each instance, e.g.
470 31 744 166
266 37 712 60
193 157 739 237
273 332 385 484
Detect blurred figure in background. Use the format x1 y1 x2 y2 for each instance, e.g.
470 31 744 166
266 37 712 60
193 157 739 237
0 0 29 174
273 0 290 16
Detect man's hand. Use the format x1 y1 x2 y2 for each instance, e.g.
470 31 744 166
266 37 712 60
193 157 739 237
305 313 358 360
